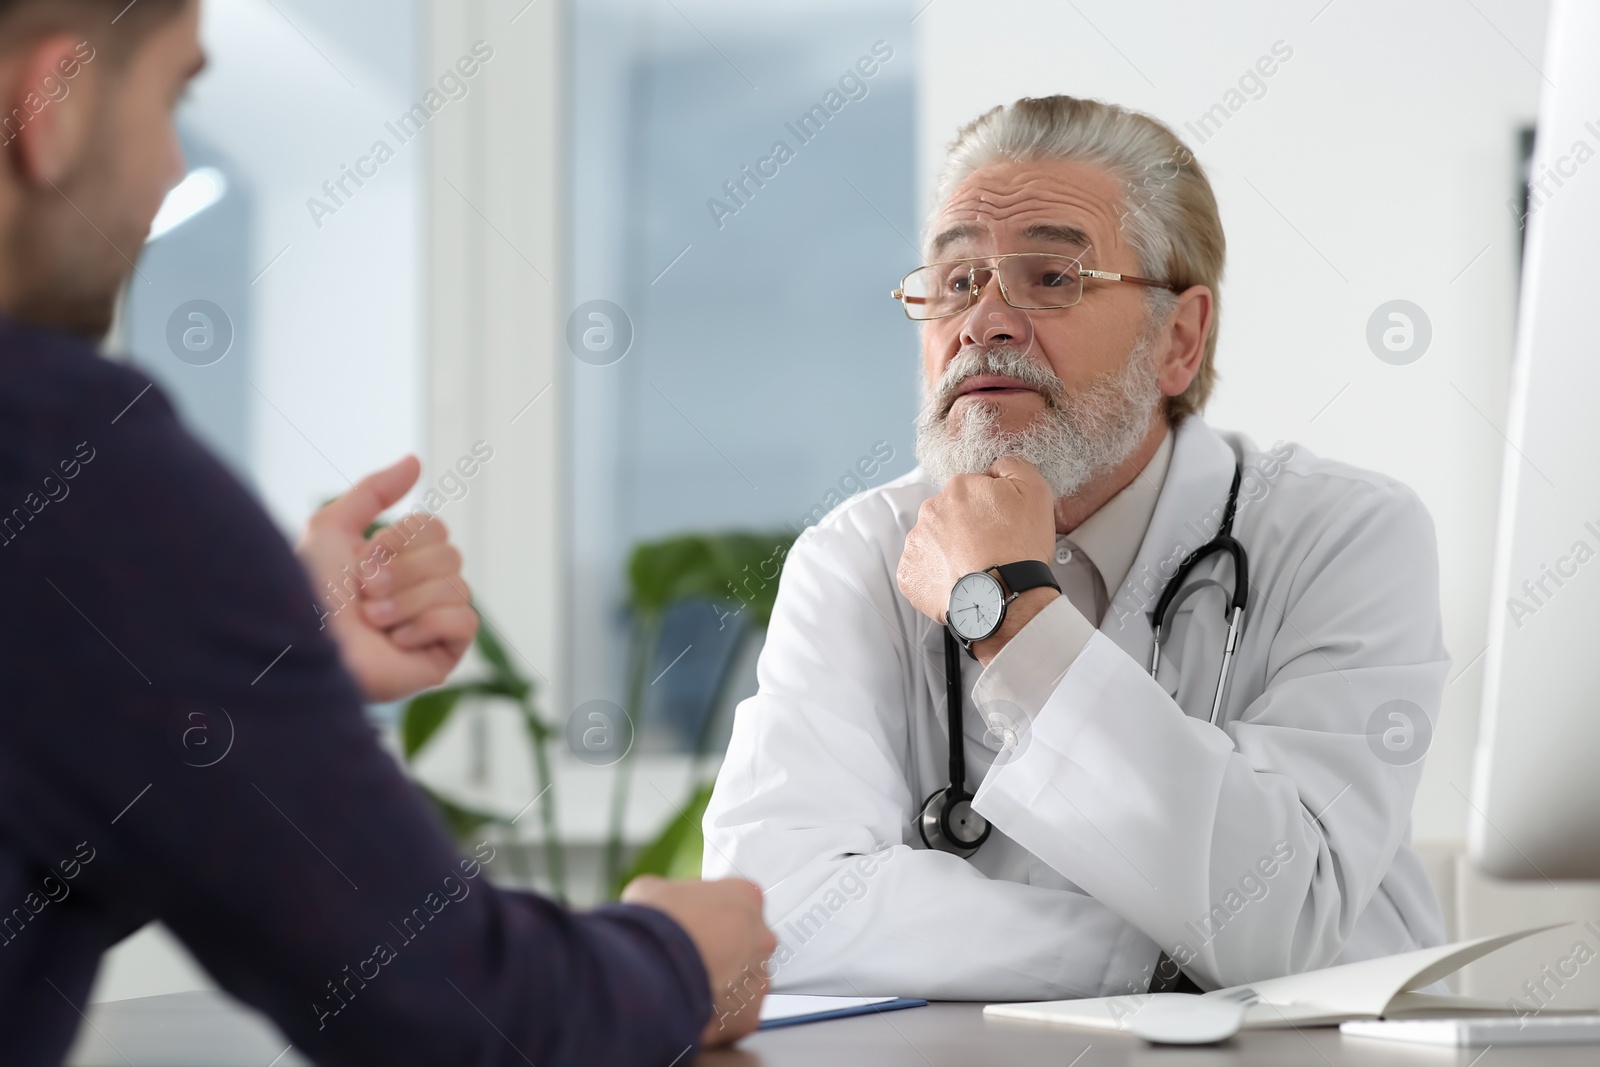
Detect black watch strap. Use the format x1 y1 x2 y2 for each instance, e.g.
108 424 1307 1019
992 560 1061 599
948 560 1062 661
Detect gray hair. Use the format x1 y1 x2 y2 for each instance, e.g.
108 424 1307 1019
929 96 1225 422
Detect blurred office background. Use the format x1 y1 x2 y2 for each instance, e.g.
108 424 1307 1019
98 0 1600 1009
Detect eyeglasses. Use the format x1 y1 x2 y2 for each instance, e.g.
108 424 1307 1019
891 251 1179 321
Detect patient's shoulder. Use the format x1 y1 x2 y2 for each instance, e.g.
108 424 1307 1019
0 330 317 632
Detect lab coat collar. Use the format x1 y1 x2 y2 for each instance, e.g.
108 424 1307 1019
1099 415 1241 662
1065 427 1174 602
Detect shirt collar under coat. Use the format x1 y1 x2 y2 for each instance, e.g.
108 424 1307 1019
1064 426 1174 611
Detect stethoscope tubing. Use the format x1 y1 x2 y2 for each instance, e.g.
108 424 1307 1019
1148 464 1248 726
927 460 1250 855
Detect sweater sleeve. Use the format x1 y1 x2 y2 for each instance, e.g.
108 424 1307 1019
0 364 710 1066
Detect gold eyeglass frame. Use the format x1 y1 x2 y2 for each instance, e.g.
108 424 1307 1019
890 251 1180 321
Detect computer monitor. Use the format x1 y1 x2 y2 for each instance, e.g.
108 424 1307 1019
1470 0 1600 880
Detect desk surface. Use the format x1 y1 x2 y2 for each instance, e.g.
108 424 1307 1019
71 991 1600 1066
698 1002 1599 1066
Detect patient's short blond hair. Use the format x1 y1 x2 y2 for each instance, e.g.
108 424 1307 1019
933 96 1226 422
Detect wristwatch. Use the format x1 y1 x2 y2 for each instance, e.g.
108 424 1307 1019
946 560 1062 652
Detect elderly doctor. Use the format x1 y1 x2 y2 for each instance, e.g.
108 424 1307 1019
702 95 1449 1000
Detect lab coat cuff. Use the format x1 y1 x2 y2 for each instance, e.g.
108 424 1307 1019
971 594 1097 729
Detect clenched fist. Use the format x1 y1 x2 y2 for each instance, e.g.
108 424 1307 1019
622 875 777 1048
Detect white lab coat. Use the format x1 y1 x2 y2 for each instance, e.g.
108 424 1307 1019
703 415 1449 1000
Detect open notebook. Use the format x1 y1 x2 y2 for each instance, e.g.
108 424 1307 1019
986 924 1583 1032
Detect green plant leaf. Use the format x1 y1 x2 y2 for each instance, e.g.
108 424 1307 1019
520 705 551 743
414 782 504 839
474 619 531 701
401 680 536 761
613 781 715 897
469 677 529 703
401 686 464 761
627 531 796 624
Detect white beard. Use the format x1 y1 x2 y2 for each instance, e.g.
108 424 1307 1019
914 330 1164 500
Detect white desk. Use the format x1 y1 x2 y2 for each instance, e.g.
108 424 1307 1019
699 1002 1600 1066
70 992 1600 1066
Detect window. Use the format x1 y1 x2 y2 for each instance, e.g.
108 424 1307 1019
122 0 424 534
568 0 921 746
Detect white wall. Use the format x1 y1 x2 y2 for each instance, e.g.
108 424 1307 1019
917 0 1547 842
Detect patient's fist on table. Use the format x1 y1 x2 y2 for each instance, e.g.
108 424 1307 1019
623 875 777 1047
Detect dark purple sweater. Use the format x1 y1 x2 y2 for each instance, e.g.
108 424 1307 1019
0 315 709 1066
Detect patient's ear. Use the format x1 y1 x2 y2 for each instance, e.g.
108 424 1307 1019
4 35 100 186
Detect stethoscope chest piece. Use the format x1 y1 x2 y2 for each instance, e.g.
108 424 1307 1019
919 626 993 858
918 786 990 858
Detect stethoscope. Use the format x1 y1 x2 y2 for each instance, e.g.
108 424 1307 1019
918 462 1249 858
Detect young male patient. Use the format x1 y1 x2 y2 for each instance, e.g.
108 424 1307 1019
0 2 773 1063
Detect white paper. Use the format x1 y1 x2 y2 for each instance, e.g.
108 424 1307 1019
760 994 898 1022
1241 924 1561 1015
984 923 1566 1033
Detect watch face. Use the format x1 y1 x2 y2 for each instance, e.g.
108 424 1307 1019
948 571 1006 641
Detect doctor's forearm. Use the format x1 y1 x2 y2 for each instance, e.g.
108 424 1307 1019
973 630 1443 988
755 846 1157 1000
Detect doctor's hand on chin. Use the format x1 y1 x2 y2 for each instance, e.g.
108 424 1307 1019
296 456 480 702
898 454 1060 666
